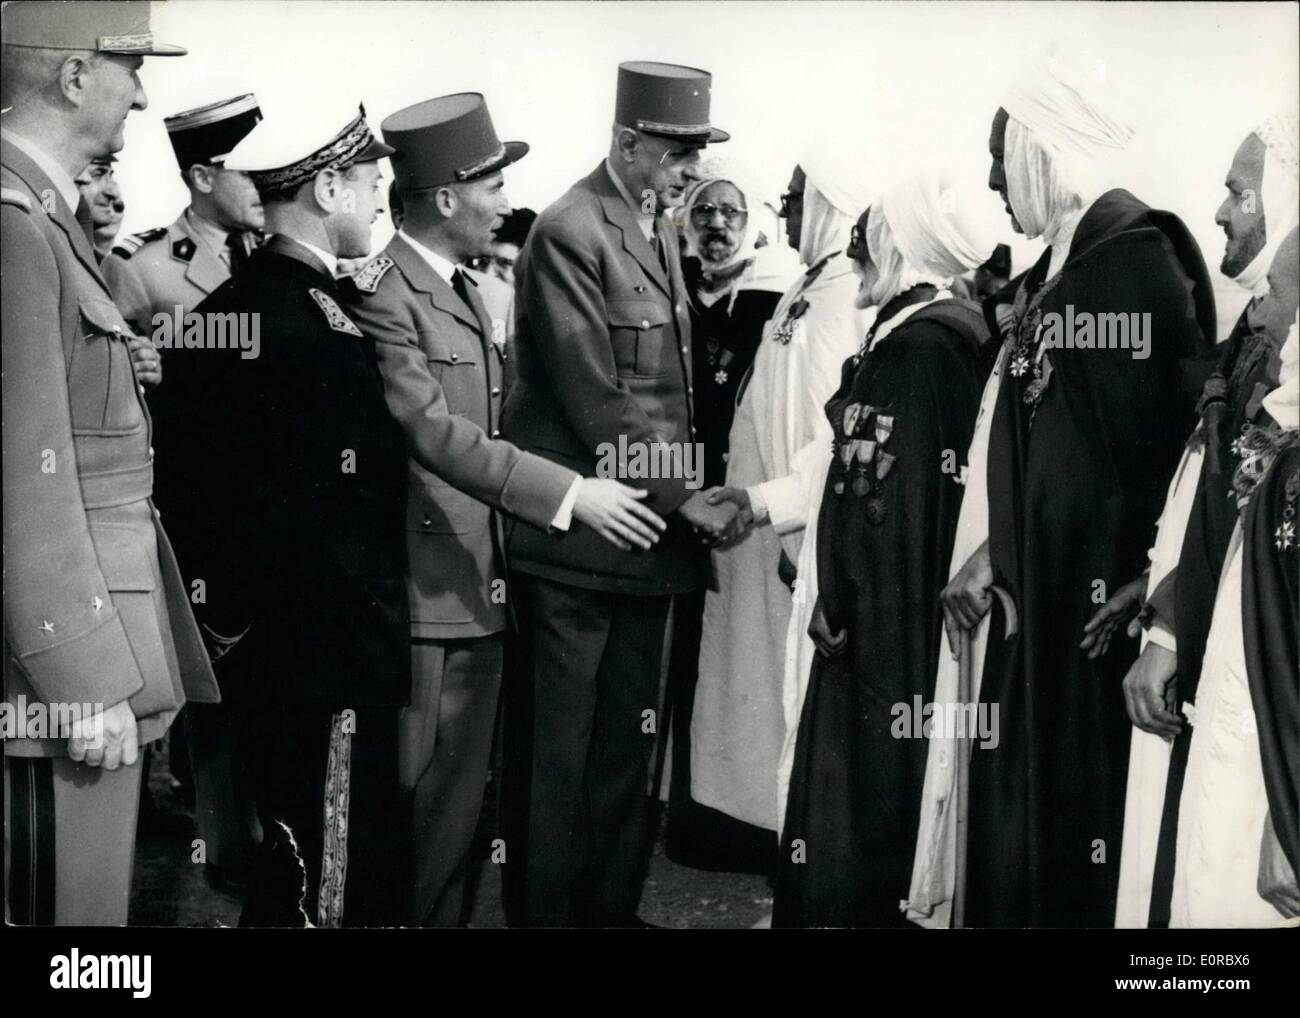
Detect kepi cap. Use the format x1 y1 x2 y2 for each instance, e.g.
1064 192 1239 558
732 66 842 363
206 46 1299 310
165 94 263 171
2 0 186 56
383 93 527 193
615 61 728 145
224 102 394 199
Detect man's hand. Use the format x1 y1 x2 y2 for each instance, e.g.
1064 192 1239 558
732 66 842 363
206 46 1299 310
128 337 162 388
678 489 738 545
1080 575 1146 659
1258 814 1300 918
1121 643 1182 740
941 539 994 658
573 478 667 552
68 700 139 770
808 595 847 657
706 485 754 545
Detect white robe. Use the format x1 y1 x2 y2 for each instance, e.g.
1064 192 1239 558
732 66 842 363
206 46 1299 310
1170 524 1293 928
691 258 865 831
1112 444 1204 926
901 338 1008 926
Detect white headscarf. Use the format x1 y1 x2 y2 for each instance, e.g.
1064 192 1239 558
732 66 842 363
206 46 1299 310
879 170 1002 279
681 155 766 275
799 145 877 267
1001 42 1136 242
1234 110 1300 296
1262 312 1299 431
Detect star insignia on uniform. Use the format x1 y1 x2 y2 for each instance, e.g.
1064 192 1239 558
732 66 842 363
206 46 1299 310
39 619 54 634
714 369 728 385
92 596 104 614
1275 519 1295 551
172 237 197 263
1010 354 1030 377
309 288 364 337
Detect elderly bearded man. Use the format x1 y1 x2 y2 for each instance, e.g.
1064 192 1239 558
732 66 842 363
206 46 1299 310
501 61 736 927
938 44 1217 928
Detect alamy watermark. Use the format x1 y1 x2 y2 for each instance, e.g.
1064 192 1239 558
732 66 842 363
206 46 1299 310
1039 305 1151 360
891 695 1000 749
595 436 704 489
0 695 105 743
151 306 260 359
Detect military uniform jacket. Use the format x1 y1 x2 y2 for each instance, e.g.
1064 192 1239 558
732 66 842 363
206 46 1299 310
1 140 219 757
502 162 701 595
101 209 230 337
349 234 575 640
164 237 411 709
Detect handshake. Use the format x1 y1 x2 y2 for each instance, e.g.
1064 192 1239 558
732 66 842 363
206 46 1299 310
678 485 755 546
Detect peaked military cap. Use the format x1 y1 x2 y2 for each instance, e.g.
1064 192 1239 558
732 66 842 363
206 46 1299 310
383 93 528 193
614 61 729 145
165 93 263 172
1 0 186 56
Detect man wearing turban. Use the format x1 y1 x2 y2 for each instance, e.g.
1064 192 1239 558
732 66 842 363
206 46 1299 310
940 43 1217 927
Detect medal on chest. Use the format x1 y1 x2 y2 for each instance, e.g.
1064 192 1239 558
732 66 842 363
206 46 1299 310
771 297 810 345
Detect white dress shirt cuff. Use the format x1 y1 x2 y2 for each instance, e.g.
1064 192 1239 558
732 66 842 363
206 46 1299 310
746 484 771 524
551 476 583 531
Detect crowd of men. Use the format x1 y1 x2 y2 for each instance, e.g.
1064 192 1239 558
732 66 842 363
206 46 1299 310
2 0 1296 929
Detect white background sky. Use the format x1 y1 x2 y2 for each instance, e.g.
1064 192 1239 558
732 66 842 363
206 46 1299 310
120 0 1298 334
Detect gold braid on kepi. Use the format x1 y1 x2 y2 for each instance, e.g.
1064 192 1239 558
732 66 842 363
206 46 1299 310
247 111 380 201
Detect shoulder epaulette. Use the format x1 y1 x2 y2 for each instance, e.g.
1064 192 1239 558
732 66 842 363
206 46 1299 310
309 287 363 337
0 187 32 213
110 226 167 259
351 254 395 294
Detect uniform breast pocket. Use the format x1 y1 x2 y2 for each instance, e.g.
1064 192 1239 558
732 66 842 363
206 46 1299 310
69 297 146 435
607 299 673 378
420 332 481 415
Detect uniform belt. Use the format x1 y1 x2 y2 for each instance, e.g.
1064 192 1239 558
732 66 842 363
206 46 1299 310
79 462 155 509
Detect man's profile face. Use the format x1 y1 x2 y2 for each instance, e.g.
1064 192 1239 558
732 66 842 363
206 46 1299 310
449 171 510 261
1215 133 1268 278
987 108 1022 234
848 208 877 310
488 240 521 286
80 53 148 157
75 161 123 245
782 165 805 253
634 133 702 214
1256 228 1299 344
210 166 264 232
334 160 384 260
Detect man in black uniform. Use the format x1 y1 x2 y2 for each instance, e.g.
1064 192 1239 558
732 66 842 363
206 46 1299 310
160 103 410 927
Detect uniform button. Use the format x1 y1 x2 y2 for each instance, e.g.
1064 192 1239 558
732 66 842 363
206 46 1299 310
492 429 501 438
422 515 432 529
687 387 694 396
491 387 501 396
148 446 155 458
640 319 650 329
721 452 729 462
451 352 459 362
680 346 688 355
676 303 683 314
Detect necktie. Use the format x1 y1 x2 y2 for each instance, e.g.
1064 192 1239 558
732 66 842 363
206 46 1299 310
74 195 95 247
451 267 472 307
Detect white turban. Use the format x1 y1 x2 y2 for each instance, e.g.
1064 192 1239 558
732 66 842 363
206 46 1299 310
680 155 767 275
1262 312 1298 431
1233 109 1300 296
865 171 1000 307
799 143 879 266
1001 43 1136 242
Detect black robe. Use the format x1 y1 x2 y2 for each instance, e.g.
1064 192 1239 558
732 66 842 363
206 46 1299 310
774 292 988 927
972 189 1216 928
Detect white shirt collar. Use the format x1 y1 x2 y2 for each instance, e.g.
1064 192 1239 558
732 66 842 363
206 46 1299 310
398 228 459 284
1 128 81 214
605 157 655 241
294 237 338 278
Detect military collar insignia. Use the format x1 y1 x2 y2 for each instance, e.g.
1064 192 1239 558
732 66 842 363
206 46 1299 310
352 254 395 294
111 226 167 259
309 287 363 337
172 236 197 263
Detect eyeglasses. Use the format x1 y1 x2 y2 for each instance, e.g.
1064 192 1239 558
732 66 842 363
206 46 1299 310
468 254 516 273
690 202 748 226
778 191 803 217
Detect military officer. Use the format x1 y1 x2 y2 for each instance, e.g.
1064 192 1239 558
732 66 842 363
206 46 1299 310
102 92 263 340
500 61 736 927
177 101 410 927
1 0 218 926
102 91 264 895
74 154 124 260
349 93 666 926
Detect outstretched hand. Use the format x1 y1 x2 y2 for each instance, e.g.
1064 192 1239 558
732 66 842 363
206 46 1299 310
1080 575 1146 659
573 478 667 552
678 489 738 545
706 485 754 545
